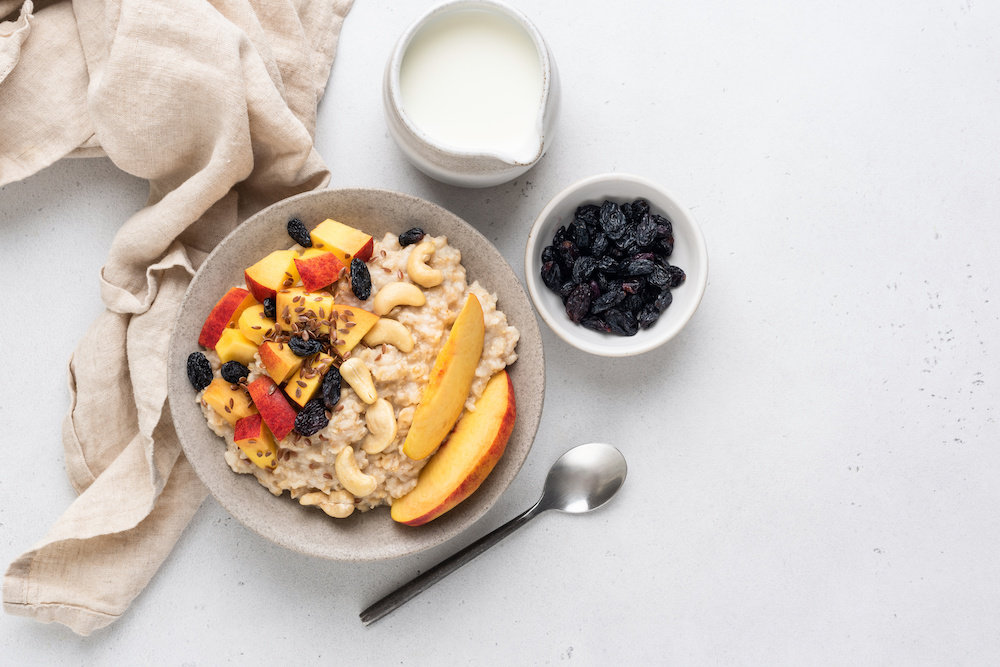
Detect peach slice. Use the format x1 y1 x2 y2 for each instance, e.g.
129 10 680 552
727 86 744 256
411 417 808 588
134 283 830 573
330 305 380 357
198 287 257 349
402 294 485 461
238 304 276 345
202 378 257 427
284 353 335 408
275 287 335 333
309 219 374 264
234 413 278 470
244 249 297 302
215 328 258 367
247 376 297 440
258 340 304 385
294 248 346 292
391 370 515 525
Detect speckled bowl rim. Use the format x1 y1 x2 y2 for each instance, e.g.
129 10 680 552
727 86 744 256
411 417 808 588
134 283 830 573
525 173 708 356
168 188 544 561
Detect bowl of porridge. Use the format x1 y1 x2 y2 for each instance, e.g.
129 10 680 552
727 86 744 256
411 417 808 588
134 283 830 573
168 188 544 561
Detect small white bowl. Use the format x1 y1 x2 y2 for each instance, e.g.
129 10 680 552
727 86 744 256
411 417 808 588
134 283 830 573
383 0 560 188
525 173 708 357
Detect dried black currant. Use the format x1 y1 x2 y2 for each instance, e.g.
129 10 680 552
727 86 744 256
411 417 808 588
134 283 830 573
648 263 671 288
652 214 672 237
590 287 625 315
605 309 639 336
616 228 639 256
588 280 602 300
552 225 568 245
262 297 276 319
621 258 655 276
350 257 372 300
636 214 658 247
632 199 650 218
186 352 213 391
623 293 645 315
558 281 577 301
321 366 342 409
398 227 426 247
572 256 597 283
556 239 579 270
597 256 619 274
541 245 557 263
287 217 312 247
654 289 673 313
621 280 642 295
637 303 661 329
294 398 329 436
540 261 563 291
220 361 249 384
569 220 591 251
599 200 627 240
564 283 592 323
575 205 600 227
288 336 322 357
658 234 675 257
590 231 608 258
621 202 637 226
666 265 686 287
581 316 611 333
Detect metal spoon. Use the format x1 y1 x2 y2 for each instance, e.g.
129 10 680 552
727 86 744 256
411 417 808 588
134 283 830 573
360 443 627 625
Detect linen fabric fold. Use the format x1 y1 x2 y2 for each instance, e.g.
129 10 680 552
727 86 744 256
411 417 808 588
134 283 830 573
0 0 353 635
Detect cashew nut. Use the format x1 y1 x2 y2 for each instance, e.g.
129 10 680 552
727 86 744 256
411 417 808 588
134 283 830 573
299 491 327 507
362 318 414 353
339 357 377 404
299 489 355 518
406 241 444 288
335 446 377 497
362 398 398 454
372 282 425 316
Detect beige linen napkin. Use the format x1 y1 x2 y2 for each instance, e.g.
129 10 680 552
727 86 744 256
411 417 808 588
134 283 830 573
1 0 353 635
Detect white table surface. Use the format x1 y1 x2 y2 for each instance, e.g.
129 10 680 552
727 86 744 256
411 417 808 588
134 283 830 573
3 1 999 664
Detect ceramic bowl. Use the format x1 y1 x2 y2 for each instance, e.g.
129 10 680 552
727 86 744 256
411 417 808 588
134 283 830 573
168 188 544 561
383 0 560 188
525 173 708 357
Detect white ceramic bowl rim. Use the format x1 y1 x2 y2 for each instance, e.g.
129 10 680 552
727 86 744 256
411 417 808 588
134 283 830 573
525 173 709 357
387 0 552 166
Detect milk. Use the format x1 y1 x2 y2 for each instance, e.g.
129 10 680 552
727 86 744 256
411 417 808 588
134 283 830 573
400 8 544 161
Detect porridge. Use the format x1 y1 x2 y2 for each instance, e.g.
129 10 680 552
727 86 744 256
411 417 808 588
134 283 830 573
187 220 519 521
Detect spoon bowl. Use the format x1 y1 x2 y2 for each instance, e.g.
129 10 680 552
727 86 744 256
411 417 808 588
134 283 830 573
539 443 628 514
360 443 627 625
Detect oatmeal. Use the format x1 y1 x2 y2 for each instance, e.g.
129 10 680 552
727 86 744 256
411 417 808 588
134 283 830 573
191 224 519 520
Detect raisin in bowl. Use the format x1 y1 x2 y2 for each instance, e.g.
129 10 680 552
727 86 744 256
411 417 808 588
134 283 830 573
525 173 708 357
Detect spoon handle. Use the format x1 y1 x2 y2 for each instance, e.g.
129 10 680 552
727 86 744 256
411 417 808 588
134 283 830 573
360 502 543 625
